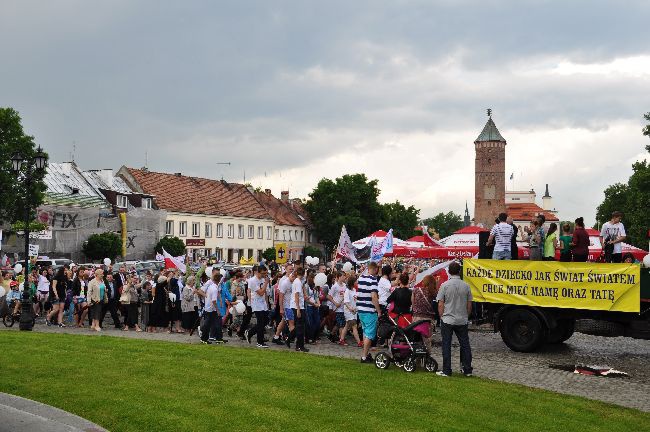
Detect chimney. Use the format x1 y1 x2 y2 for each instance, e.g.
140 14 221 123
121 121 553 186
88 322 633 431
542 184 553 212
174 172 182 177
265 189 271 195
280 191 289 202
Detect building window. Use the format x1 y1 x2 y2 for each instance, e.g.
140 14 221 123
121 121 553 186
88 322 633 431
216 223 223 238
165 221 174 236
238 224 244 239
295 230 298 240
300 230 304 241
275 229 279 240
308 232 312 243
142 198 153 209
257 226 263 239
289 230 292 241
257 249 263 261
227 224 234 238
179 221 187 237
192 222 200 237
247 249 254 259
205 223 212 238
248 225 254 239
204 248 212 257
267 226 272 240
117 195 128 208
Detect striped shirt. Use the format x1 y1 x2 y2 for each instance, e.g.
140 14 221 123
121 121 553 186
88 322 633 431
490 222 514 252
356 274 379 314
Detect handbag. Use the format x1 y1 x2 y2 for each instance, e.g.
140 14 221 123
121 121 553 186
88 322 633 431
119 290 130 304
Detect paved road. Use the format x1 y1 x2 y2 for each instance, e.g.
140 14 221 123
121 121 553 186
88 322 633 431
3 322 649 412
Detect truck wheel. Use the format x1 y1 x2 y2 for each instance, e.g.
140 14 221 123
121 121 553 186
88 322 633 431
548 319 575 344
575 319 624 337
500 308 547 352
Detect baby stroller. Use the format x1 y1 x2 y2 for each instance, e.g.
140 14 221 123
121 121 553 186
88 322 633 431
375 312 438 373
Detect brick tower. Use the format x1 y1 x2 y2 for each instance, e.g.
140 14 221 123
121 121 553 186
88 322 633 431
474 110 506 228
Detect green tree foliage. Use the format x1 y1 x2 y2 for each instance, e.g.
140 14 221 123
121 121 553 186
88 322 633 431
595 113 650 248
381 200 420 239
0 108 48 223
421 211 463 239
303 245 323 258
304 174 385 252
82 232 122 261
154 236 186 257
643 112 650 152
262 247 276 261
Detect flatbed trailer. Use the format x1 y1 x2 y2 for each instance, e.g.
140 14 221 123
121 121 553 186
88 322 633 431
464 260 650 352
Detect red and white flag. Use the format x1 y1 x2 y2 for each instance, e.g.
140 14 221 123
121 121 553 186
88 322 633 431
162 248 186 274
420 225 444 247
336 225 358 263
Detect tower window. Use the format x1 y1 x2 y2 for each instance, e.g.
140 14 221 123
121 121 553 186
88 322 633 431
488 201 492 206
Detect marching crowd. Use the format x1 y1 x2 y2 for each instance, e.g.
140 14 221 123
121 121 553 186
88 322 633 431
1 254 473 376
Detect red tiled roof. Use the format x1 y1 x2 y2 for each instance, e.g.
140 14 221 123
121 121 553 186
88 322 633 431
124 168 269 219
506 203 559 222
253 191 304 226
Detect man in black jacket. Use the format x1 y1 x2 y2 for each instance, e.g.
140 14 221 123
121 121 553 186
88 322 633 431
508 216 519 260
113 266 128 327
100 274 122 329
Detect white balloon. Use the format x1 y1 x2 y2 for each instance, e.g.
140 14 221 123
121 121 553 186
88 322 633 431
342 262 353 272
643 254 650 268
312 257 320 266
305 256 312 265
14 263 23 274
235 302 246 314
103 258 112 266
314 272 327 287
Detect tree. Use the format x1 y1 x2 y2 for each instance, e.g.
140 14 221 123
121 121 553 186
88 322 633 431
643 111 650 152
82 232 122 261
262 247 276 261
154 236 186 257
303 245 323 259
381 200 420 240
421 211 463 239
595 112 650 248
0 108 48 224
304 174 385 253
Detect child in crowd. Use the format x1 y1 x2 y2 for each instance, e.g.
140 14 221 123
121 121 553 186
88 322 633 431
339 276 361 347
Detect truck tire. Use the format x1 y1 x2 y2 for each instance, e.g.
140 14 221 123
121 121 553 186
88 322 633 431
547 319 575 344
575 319 624 337
500 308 547 352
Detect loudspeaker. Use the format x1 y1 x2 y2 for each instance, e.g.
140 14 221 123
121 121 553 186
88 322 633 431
478 231 493 259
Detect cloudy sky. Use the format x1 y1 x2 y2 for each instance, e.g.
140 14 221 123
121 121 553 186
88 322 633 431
2 0 649 225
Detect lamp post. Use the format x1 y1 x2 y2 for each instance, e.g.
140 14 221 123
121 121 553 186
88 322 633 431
11 146 47 331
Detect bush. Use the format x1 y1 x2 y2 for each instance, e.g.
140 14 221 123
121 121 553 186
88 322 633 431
154 236 186 257
262 247 276 261
82 232 122 261
303 245 322 258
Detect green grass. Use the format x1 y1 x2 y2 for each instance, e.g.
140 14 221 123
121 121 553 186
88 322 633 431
0 332 647 432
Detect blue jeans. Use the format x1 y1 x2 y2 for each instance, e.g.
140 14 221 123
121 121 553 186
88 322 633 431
492 250 511 260
306 305 320 341
441 322 472 375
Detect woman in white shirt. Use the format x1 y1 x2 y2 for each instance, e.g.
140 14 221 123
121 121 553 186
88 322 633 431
339 276 362 347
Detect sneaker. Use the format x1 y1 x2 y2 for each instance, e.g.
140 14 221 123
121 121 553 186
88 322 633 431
214 340 227 344
464 372 473 377
295 347 310 353
436 371 450 377
285 338 291 349
256 343 269 348
245 330 252 344
356 341 363 347
272 337 284 345
208 337 217 342
338 340 348 346
58 323 66 328
46 319 52 327
201 340 212 345
360 356 374 364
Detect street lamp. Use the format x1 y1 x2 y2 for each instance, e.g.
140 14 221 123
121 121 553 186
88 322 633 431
11 146 48 331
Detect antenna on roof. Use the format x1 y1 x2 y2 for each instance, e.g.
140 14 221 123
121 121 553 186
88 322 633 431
215 162 231 180
145 149 148 169
70 141 76 162
487 108 492 118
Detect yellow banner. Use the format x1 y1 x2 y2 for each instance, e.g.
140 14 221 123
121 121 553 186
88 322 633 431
119 212 127 258
275 243 288 264
463 259 640 313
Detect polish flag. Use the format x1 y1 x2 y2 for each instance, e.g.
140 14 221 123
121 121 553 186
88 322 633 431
420 226 444 247
162 248 186 274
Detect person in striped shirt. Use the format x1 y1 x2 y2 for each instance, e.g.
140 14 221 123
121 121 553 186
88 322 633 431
487 212 514 260
357 261 382 363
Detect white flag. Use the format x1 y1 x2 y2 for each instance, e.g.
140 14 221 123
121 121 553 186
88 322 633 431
336 226 357 263
371 229 394 261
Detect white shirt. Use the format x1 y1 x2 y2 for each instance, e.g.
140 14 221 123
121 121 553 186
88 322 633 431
490 222 514 252
203 281 219 313
601 221 626 254
329 282 345 312
248 276 268 312
278 276 293 309
37 275 50 292
377 277 392 306
343 288 357 321
290 278 305 310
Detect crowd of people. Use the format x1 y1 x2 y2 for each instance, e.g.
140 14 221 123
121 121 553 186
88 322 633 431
488 211 634 263
1 254 474 376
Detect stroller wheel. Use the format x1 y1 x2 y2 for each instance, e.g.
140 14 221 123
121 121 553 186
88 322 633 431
424 356 438 373
403 357 416 373
374 352 390 370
